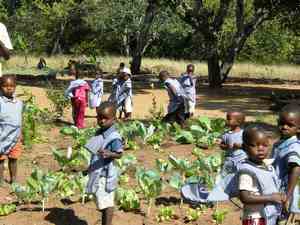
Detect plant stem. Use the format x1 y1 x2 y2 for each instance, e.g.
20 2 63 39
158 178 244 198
81 194 85 204
147 198 153 217
42 199 45 212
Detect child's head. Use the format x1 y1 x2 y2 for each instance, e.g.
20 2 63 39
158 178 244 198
69 63 83 79
226 111 245 130
159 70 169 82
119 62 125 69
278 104 300 139
95 69 103 79
243 124 269 164
120 67 131 80
0 75 16 98
186 64 195 74
96 101 117 129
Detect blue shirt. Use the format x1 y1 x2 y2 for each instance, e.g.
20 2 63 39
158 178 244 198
0 94 23 154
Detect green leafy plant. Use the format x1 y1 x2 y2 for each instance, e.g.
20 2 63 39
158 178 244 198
46 83 70 119
185 207 202 222
136 168 162 216
116 154 137 174
155 159 173 173
156 206 175 222
212 208 228 224
116 187 140 211
0 203 16 216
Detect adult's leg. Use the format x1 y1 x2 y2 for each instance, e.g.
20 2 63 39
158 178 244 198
8 158 17 183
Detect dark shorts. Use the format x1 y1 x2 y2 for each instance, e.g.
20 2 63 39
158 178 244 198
162 103 186 126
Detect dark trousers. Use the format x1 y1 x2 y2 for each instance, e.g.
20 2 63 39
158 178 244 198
162 103 186 127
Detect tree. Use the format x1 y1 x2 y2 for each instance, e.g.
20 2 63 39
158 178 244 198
166 0 299 87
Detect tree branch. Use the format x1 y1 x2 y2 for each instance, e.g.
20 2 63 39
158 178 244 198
236 0 244 33
212 0 232 32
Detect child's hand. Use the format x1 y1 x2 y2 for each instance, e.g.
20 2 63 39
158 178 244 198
232 143 242 150
99 149 113 159
271 193 286 204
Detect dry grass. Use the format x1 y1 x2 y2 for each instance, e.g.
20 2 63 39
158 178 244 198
2 55 300 80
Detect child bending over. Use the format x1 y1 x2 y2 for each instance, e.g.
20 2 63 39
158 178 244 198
0 75 23 185
84 101 123 225
159 70 186 127
65 63 90 128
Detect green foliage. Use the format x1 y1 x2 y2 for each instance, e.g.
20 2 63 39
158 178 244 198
116 187 140 211
22 91 49 149
116 154 137 174
0 204 16 216
46 84 70 119
156 206 175 222
212 208 228 225
185 207 202 222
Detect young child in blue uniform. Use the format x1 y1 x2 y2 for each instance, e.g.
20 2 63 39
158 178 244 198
218 111 247 175
84 101 123 225
271 104 300 220
238 125 286 225
89 70 104 109
159 70 186 127
0 75 23 185
179 64 197 118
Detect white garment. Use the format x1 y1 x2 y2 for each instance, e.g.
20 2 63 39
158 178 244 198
124 97 132 113
184 100 195 114
94 177 115 210
0 23 13 50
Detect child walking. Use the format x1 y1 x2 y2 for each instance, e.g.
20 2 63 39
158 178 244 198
271 104 300 218
159 70 186 127
89 70 104 109
179 64 197 118
114 67 133 120
85 101 123 225
0 75 23 185
218 111 247 175
238 125 286 225
65 64 90 128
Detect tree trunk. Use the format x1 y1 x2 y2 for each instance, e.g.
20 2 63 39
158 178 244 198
207 53 222 88
130 0 159 74
51 22 65 55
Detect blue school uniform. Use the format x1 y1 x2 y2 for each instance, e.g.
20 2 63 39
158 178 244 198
164 78 185 113
85 125 123 193
89 78 103 108
0 94 23 154
114 79 132 111
272 136 300 213
221 129 247 175
179 73 196 103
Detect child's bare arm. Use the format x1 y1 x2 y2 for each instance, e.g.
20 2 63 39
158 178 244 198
240 190 286 204
0 40 10 60
287 164 300 198
99 149 123 159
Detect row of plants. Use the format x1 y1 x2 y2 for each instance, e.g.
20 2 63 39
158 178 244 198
3 115 228 224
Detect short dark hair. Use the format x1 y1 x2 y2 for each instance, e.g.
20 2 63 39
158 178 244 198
0 75 16 86
280 104 300 119
159 70 169 78
243 124 267 145
96 101 116 117
120 62 125 67
227 111 245 126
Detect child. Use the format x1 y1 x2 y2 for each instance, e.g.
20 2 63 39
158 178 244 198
37 57 47 70
65 63 90 128
116 62 125 74
114 67 133 120
159 70 186 127
85 101 123 225
238 125 286 225
0 75 23 185
179 64 197 118
271 104 300 216
219 111 247 175
89 70 104 109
